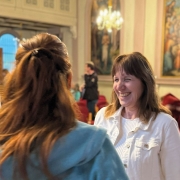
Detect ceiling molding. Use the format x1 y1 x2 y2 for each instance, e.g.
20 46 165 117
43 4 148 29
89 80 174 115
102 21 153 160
0 16 65 31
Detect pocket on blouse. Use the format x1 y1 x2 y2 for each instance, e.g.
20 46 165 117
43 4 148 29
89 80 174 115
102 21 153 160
135 139 159 150
135 138 160 162
134 138 161 179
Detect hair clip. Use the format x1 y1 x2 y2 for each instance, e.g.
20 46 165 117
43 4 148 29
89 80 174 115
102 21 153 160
32 49 38 56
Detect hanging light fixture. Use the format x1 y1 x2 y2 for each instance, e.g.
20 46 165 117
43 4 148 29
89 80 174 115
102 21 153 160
96 0 123 33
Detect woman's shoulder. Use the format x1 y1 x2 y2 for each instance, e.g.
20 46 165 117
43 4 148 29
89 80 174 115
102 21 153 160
154 112 178 128
50 121 109 166
66 121 108 148
49 121 129 179
156 112 176 121
94 107 107 124
96 107 107 116
75 120 106 134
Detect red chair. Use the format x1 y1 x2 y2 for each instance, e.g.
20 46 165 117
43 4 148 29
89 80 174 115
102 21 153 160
96 95 108 112
77 98 87 106
77 100 89 123
98 95 107 101
161 93 180 129
97 101 108 109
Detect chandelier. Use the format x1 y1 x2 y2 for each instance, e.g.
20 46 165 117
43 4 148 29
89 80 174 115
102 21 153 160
96 0 123 33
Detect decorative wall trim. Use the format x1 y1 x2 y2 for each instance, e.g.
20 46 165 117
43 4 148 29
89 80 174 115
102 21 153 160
26 0 37 5
60 0 70 12
0 0 76 27
0 29 20 38
43 0 54 9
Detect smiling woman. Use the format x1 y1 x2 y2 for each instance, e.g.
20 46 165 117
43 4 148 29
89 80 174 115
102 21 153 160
113 69 143 116
94 51 180 180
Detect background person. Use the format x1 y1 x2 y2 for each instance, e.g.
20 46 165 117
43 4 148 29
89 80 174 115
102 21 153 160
0 33 129 180
81 61 99 120
94 52 180 180
71 83 81 101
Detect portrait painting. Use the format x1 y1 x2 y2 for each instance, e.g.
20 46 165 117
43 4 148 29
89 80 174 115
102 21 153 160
91 0 121 75
163 0 180 77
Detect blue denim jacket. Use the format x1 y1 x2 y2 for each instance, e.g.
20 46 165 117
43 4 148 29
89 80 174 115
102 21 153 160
0 121 129 180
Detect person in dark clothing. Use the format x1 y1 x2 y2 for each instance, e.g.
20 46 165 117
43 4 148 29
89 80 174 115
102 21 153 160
81 62 99 120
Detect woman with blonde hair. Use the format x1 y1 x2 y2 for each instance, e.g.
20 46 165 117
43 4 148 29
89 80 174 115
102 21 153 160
0 33 128 180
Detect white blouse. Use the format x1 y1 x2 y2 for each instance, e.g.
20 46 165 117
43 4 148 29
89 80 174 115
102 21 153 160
115 117 138 159
94 106 180 180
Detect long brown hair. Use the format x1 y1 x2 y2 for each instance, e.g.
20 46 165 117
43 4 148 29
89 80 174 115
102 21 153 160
0 33 79 179
105 52 171 122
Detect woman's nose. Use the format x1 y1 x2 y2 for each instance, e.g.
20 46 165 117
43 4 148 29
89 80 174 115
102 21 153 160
117 81 125 90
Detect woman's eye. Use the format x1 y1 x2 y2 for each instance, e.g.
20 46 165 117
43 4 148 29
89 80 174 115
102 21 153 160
124 78 131 81
114 78 119 82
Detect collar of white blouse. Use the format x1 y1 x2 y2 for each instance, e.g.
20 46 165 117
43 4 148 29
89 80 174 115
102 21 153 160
109 106 153 131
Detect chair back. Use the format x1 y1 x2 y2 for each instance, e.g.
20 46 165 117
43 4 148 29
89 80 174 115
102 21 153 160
77 100 89 123
96 95 108 111
161 93 180 129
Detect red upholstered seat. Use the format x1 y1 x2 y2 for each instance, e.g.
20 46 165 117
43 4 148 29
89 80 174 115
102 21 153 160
77 96 108 123
96 95 108 112
96 101 108 109
161 93 180 129
98 95 107 101
77 99 89 123
77 98 87 106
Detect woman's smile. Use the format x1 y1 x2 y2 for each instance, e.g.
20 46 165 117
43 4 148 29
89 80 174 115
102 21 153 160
119 92 131 97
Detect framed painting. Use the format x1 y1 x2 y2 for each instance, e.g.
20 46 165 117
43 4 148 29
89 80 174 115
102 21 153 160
161 0 180 83
91 0 121 75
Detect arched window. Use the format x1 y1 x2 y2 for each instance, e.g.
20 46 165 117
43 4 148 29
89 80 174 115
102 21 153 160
0 33 18 72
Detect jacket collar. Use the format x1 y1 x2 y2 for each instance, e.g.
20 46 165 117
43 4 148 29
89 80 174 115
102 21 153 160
108 106 153 131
